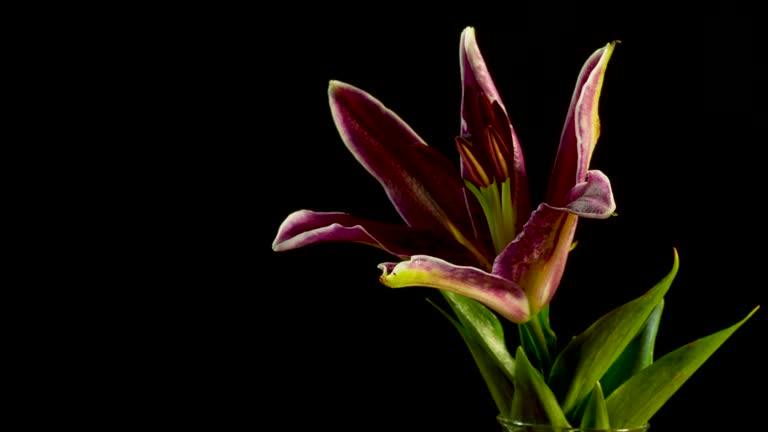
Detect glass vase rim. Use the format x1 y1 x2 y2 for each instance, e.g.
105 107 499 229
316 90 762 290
497 417 649 431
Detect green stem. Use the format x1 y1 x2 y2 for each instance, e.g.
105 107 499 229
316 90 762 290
500 178 515 247
523 313 552 375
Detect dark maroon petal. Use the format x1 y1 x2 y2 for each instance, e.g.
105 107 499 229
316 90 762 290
273 210 477 264
462 188 495 263
460 27 531 233
460 28 507 137
328 81 485 265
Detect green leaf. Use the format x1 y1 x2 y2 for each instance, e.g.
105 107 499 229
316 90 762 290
442 291 516 381
548 249 679 416
600 298 665 398
510 346 571 428
606 305 760 428
580 381 610 429
428 298 514 414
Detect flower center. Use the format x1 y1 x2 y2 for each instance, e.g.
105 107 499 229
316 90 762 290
464 177 516 255
456 93 519 255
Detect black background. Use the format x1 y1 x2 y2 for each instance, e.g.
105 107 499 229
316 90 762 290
120 7 766 432
255 11 765 432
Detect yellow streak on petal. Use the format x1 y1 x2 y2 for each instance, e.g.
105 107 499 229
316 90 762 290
519 213 577 314
446 220 492 270
586 42 616 165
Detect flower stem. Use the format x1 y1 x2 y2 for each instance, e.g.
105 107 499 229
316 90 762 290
522 312 553 375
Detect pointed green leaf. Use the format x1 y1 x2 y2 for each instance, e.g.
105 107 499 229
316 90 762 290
428 298 514 414
510 347 571 428
442 291 516 380
606 305 760 427
580 381 610 429
548 249 679 415
601 298 665 398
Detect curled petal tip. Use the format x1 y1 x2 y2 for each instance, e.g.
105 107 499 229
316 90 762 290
562 170 616 218
377 262 396 278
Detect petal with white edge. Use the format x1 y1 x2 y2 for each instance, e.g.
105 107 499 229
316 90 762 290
273 210 476 263
379 255 530 323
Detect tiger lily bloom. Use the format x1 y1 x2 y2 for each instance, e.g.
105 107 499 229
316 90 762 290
272 27 616 323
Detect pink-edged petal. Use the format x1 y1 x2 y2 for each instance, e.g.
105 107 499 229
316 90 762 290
490 172 614 312
460 27 530 233
558 170 615 218
378 255 530 323
492 204 578 313
272 210 475 263
328 81 486 266
547 42 616 207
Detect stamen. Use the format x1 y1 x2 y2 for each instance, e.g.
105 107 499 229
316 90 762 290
456 136 491 187
487 127 509 179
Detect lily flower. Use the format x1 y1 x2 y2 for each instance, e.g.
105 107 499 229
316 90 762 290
272 27 616 323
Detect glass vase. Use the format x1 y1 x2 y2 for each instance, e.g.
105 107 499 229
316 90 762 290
498 418 649 432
